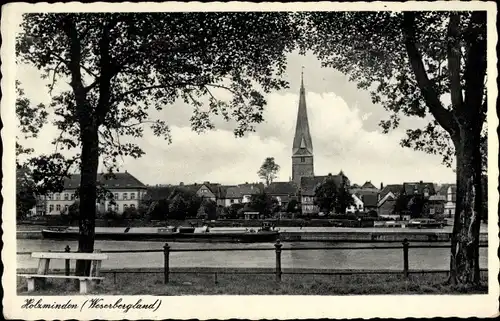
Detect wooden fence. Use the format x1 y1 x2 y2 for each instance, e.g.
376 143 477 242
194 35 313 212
17 238 488 284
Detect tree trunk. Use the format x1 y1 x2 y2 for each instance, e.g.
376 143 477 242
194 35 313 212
449 128 482 285
75 125 100 276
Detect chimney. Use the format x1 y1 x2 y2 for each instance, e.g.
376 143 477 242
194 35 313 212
380 182 384 190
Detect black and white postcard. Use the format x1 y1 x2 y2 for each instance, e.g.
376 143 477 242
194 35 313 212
2 1 498 319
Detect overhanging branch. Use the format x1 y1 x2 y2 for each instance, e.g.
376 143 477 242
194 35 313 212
402 12 459 139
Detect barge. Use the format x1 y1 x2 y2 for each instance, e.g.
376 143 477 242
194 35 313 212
41 225 280 243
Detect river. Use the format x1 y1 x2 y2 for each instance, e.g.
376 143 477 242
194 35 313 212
16 239 488 271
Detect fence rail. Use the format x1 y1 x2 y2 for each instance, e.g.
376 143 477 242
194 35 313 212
16 238 488 284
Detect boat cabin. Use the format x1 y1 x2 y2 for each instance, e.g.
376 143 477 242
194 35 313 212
244 211 260 220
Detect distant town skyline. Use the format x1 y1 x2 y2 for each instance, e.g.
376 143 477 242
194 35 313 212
16 42 456 187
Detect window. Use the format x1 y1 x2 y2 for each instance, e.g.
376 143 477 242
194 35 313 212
64 205 69 212
49 205 54 212
130 204 136 209
64 193 69 200
47 194 52 200
123 204 128 210
424 188 429 197
56 204 61 212
358 204 362 210
130 193 136 200
429 208 435 215
123 193 128 200
230 199 234 204
71 194 75 200
301 157 305 163
114 193 119 200
55 193 60 200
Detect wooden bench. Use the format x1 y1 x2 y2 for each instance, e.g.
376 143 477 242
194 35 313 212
18 251 108 294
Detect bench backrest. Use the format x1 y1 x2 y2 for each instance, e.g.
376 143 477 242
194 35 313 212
32 252 108 260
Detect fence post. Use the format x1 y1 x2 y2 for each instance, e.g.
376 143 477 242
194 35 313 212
274 239 282 282
64 245 70 282
164 243 170 284
402 238 409 279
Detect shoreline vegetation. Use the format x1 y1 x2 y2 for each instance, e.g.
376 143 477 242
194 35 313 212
17 271 488 295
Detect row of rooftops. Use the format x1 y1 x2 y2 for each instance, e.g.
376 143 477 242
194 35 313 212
29 169 461 203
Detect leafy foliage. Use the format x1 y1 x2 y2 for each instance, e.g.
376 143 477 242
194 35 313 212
301 11 487 285
197 199 217 220
314 176 354 215
17 12 300 175
122 206 140 220
16 13 299 263
16 166 38 219
286 199 300 213
168 187 202 219
257 157 281 186
249 191 280 217
300 11 487 169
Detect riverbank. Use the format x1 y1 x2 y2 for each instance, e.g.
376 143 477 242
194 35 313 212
16 269 488 295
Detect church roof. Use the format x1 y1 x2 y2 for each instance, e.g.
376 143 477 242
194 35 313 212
292 72 313 156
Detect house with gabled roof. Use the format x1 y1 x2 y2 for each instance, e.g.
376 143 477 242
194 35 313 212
45 170 148 215
217 185 243 207
377 184 403 217
300 172 350 215
264 181 299 208
238 183 265 203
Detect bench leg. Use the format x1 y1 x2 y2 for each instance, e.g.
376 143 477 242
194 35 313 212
26 278 35 292
79 279 89 294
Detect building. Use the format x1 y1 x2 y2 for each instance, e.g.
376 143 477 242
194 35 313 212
217 185 242 207
377 184 403 217
437 184 456 218
347 193 365 213
264 181 299 209
300 172 350 215
350 181 380 214
238 183 265 203
291 72 314 186
45 170 147 215
402 181 436 197
426 195 446 218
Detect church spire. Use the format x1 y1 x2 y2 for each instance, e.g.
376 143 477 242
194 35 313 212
292 68 313 156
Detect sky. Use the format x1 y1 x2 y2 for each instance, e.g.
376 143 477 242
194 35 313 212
16 48 456 188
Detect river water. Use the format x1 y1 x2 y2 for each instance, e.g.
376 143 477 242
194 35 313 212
17 239 488 271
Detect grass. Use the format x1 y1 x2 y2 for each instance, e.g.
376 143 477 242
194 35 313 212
17 271 488 295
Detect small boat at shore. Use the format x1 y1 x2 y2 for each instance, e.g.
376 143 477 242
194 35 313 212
41 225 280 243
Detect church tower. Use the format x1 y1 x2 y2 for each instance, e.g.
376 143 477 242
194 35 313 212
292 70 314 186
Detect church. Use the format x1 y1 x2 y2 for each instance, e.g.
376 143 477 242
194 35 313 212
291 71 349 215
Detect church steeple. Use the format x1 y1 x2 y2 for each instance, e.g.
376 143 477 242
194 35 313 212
292 68 313 156
291 68 314 186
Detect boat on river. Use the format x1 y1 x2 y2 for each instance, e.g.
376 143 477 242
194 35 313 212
41 225 280 243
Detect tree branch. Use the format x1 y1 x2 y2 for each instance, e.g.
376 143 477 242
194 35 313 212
60 15 89 125
447 12 463 110
48 61 63 95
95 21 118 126
402 12 459 138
